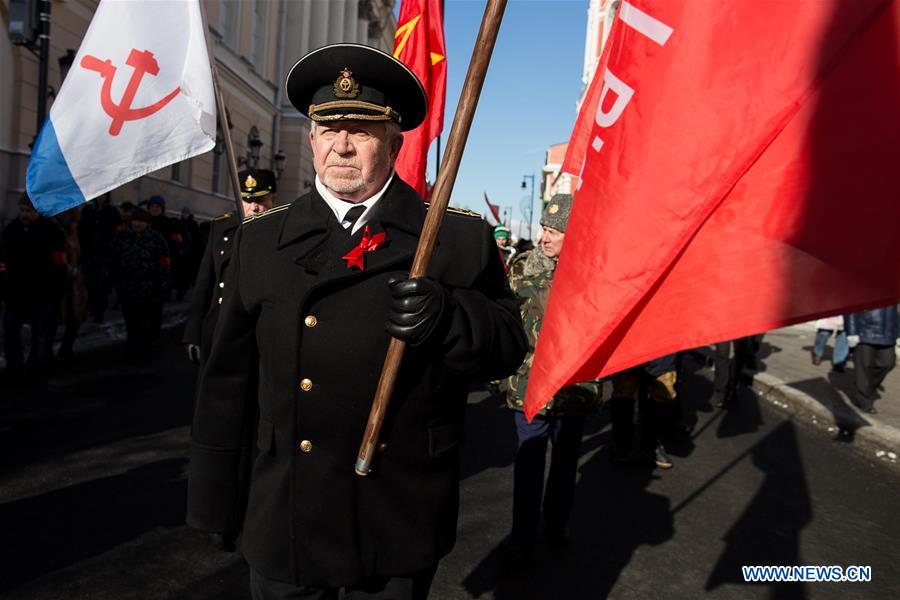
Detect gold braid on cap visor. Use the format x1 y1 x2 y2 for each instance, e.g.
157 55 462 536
308 100 401 125
241 190 272 199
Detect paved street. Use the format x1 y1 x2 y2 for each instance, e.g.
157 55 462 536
1 327 899 599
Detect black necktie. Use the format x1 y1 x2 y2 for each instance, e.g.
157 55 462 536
343 205 366 230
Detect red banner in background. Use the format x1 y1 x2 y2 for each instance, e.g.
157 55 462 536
526 0 900 419
393 0 447 197
484 192 502 224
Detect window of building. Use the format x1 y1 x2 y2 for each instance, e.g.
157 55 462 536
220 0 240 50
171 160 190 184
251 0 268 67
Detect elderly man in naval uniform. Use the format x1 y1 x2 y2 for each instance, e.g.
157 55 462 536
187 43 527 600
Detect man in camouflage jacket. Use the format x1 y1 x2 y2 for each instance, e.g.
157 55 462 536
502 194 601 561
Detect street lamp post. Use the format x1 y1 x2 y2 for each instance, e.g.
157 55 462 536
522 174 535 239
273 148 287 179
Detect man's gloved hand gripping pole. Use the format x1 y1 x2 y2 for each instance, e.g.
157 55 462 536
355 0 509 476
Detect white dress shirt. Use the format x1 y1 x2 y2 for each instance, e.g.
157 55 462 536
315 173 395 235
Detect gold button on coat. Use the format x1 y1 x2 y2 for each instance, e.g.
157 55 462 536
304 315 318 328
217 297 223 304
223 236 229 241
219 250 225 255
299 440 313 453
218 282 225 288
299 378 313 391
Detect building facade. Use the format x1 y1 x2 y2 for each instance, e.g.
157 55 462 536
0 0 396 223
541 0 619 204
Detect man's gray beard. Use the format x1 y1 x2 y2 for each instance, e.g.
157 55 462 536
323 173 366 195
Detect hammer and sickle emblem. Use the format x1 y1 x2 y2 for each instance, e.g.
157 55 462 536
80 49 181 136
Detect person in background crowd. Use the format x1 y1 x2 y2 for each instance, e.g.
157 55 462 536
501 193 601 563
812 315 849 372
146 195 190 302
55 208 87 360
183 168 277 366
2 195 66 381
494 224 515 265
711 336 760 407
78 192 121 323
844 305 899 414
609 354 678 469
110 207 170 356
176 207 203 301
119 202 136 228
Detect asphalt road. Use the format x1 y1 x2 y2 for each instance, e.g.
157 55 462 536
1 327 898 599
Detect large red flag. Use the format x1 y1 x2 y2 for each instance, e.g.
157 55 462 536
393 0 447 197
525 0 900 419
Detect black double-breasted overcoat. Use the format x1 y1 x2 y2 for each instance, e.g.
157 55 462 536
187 177 527 586
182 212 239 363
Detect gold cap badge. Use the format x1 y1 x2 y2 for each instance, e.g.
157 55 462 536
333 68 360 99
244 174 257 190
548 204 559 214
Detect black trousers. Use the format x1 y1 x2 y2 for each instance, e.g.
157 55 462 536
854 343 896 408
121 300 162 352
83 255 111 321
510 411 586 546
2 302 57 375
610 395 661 456
712 336 757 404
249 565 437 600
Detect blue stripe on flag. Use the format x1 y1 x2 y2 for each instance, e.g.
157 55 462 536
26 119 86 216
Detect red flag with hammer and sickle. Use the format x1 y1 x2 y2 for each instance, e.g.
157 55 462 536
392 0 447 198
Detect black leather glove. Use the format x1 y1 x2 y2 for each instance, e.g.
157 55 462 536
385 276 449 346
207 532 236 553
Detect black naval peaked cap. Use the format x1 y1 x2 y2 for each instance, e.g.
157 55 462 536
285 43 427 132
239 169 276 199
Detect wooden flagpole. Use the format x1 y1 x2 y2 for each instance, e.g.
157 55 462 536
355 0 508 476
198 0 244 219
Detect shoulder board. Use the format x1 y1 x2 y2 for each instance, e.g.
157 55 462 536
213 211 233 221
424 202 482 219
243 203 291 225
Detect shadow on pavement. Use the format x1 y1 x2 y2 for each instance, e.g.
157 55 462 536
705 421 812 598
787 374 871 443
0 328 196 467
755 340 782 370
460 390 518 481
0 458 189 594
462 446 674 599
716 385 764 440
